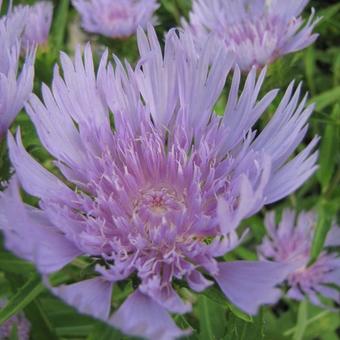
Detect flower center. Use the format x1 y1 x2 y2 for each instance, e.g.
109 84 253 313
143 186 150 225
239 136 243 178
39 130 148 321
134 187 186 225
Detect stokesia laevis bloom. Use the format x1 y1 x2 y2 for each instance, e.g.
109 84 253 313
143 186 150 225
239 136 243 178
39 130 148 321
0 300 31 340
20 1 53 48
258 210 340 306
183 0 320 71
0 26 319 339
72 0 159 39
0 3 35 140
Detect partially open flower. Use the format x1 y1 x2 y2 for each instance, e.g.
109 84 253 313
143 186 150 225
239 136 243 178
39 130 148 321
0 3 35 139
183 0 320 71
72 0 158 39
258 209 340 306
21 1 53 48
0 26 318 339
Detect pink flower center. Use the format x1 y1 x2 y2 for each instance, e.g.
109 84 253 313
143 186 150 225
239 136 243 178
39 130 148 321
134 187 186 225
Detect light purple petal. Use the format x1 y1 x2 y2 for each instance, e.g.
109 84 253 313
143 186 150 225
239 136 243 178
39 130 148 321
0 177 81 273
215 261 292 314
7 131 76 202
325 224 340 247
50 277 113 320
110 290 190 340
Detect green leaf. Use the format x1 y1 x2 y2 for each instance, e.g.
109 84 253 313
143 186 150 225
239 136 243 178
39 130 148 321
304 47 316 94
24 299 58 340
224 310 264 340
202 285 253 323
317 105 340 191
87 322 126 340
293 300 308 340
309 200 337 265
310 86 340 111
285 309 339 338
197 295 226 340
333 54 340 86
50 0 69 52
161 0 180 24
0 275 44 325
0 251 35 275
318 3 340 22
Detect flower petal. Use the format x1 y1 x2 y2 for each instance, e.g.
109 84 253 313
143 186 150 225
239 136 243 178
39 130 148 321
50 277 113 320
215 261 291 315
0 177 81 273
110 290 190 340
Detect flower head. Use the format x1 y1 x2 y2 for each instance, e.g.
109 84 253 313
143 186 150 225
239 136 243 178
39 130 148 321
183 0 320 71
72 0 159 39
0 300 31 340
0 26 318 339
0 3 35 139
258 209 340 306
20 1 53 47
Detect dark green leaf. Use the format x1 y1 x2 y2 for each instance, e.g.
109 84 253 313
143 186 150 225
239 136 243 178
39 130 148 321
24 299 58 340
87 322 127 340
304 47 316 94
309 200 337 265
0 275 44 325
0 251 35 275
317 104 340 191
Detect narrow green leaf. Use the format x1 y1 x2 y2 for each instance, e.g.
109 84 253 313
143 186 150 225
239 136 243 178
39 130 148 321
284 310 329 336
293 300 308 340
304 47 316 94
333 54 340 86
309 200 337 265
310 86 340 111
317 105 340 191
50 0 69 52
318 3 340 21
0 275 44 325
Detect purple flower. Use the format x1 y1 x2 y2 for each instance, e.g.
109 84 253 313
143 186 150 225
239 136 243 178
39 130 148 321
0 26 318 339
183 0 320 71
0 300 31 340
20 1 53 47
258 209 340 306
72 0 159 39
0 3 35 139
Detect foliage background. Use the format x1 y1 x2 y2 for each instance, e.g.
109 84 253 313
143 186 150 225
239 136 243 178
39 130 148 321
0 0 339 339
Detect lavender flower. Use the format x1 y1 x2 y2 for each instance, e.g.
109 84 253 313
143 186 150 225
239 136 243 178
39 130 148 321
72 0 159 39
0 3 35 139
0 26 318 339
20 1 53 47
183 0 320 71
0 300 31 340
258 210 340 306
